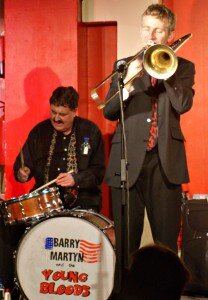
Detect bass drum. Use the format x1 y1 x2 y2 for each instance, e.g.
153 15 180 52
14 210 115 300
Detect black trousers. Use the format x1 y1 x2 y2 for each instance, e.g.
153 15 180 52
111 147 182 294
0 217 26 299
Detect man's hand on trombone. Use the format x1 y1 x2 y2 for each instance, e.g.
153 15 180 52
124 58 143 92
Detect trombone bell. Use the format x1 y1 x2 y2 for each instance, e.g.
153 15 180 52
143 44 178 80
91 33 192 109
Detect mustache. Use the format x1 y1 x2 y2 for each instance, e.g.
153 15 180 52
52 119 63 124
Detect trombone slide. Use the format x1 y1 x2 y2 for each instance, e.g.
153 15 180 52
91 33 192 109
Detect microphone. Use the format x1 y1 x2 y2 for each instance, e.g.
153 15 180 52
116 60 127 73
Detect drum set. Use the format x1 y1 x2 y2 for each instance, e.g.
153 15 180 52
0 187 115 300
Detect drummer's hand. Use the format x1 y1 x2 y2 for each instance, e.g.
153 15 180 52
17 166 31 182
56 173 75 187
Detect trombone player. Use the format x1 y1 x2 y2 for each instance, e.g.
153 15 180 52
103 3 195 296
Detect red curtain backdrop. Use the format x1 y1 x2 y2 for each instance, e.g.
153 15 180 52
77 22 117 216
163 0 208 196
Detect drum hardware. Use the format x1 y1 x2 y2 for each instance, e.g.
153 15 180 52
70 209 92 216
69 209 116 248
1 187 63 225
103 224 114 231
37 197 45 211
18 200 26 219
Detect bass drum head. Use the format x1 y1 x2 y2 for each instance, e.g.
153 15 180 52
15 213 115 300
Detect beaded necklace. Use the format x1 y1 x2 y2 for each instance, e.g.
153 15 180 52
44 130 78 207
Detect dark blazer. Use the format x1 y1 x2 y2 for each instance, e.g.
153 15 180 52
104 56 195 188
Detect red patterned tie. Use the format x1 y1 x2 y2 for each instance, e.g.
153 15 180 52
147 77 158 151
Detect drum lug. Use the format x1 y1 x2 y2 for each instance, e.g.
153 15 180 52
14 277 19 287
103 224 114 231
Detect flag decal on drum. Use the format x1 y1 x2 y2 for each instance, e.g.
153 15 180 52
45 237 54 250
79 240 102 263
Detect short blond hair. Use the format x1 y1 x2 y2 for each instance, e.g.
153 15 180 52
142 4 176 33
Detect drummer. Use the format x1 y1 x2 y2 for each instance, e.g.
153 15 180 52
13 85 105 213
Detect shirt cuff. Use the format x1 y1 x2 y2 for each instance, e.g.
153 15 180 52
123 87 130 101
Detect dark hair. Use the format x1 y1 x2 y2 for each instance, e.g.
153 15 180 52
142 4 176 32
122 243 190 300
49 86 79 110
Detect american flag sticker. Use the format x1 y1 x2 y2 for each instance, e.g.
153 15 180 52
45 237 54 250
79 240 102 263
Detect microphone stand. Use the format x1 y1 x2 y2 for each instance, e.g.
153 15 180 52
117 68 131 280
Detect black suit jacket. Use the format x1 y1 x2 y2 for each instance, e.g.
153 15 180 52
104 57 195 188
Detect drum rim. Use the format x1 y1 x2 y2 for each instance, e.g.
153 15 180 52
70 208 114 226
14 210 116 262
5 187 60 204
14 210 115 253
31 186 60 197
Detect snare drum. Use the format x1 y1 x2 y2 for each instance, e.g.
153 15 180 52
2 187 63 225
14 210 115 300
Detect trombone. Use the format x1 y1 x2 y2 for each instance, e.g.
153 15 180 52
91 33 192 109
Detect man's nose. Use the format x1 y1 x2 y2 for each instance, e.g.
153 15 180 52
54 114 61 121
148 30 156 40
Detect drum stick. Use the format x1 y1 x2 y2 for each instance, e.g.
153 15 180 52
32 169 74 193
20 144 25 169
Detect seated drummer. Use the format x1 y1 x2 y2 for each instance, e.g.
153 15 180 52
13 86 105 213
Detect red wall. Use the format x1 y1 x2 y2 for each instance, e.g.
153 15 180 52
163 0 208 196
4 0 79 198
6 0 206 217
